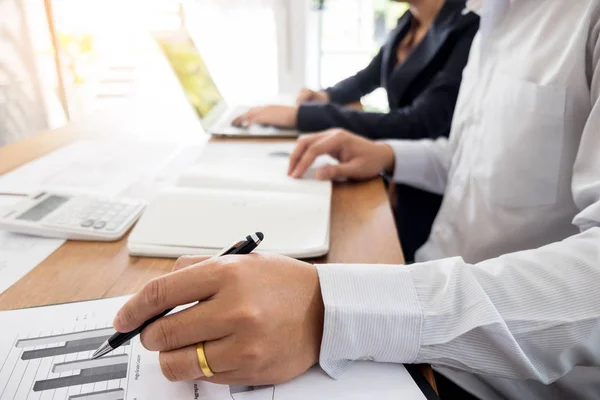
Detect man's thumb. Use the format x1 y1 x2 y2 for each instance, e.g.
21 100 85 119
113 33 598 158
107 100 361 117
316 163 356 181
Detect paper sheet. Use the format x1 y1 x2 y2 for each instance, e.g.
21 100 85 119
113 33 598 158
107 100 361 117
0 140 193 198
0 296 427 400
0 196 66 295
177 141 338 192
0 140 204 295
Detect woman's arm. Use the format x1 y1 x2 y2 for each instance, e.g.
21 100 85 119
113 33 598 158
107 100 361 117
297 23 479 140
231 47 386 129
324 47 385 105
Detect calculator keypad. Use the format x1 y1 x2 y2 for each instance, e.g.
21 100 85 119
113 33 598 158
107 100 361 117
45 199 141 233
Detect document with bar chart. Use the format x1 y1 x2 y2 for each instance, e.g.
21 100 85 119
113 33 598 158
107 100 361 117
0 296 427 400
0 296 193 400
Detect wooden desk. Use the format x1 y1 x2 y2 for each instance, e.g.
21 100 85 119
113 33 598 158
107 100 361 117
0 109 436 394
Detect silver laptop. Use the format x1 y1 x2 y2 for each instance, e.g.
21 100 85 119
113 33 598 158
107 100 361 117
153 29 299 138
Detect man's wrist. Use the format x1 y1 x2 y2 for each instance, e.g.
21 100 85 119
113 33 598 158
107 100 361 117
382 139 436 187
375 142 396 176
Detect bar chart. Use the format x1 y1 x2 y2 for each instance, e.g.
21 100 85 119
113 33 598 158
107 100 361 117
1 296 424 400
0 323 276 400
229 385 275 400
0 326 131 400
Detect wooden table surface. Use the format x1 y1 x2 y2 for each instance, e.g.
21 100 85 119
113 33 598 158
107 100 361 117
0 106 436 394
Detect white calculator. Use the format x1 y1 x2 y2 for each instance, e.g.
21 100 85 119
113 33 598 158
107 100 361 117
0 191 145 241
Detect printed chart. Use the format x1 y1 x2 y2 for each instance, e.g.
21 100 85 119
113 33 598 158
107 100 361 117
0 296 426 400
0 326 131 400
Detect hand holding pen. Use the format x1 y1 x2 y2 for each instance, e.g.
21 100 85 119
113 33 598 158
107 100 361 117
94 232 265 359
98 232 325 385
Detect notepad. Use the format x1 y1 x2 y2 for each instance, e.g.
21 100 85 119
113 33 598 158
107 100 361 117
0 296 429 399
128 143 332 258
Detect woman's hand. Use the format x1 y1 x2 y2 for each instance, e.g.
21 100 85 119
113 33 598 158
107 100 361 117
296 88 330 105
288 129 395 181
113 253 324 385
232 105 298 129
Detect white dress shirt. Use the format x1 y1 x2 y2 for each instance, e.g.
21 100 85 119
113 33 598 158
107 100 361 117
315 0 600 399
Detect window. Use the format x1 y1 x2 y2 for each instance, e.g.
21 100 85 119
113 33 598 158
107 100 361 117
47 0 279 120
316 0 409 110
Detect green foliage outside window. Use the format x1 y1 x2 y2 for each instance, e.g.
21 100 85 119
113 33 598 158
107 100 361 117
373 1 410 35
58 33 95 85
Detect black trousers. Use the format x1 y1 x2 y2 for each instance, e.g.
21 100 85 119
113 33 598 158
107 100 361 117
435 371 481 400
394 184 443 263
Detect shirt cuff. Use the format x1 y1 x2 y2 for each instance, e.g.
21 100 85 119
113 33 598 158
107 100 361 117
315 264 423 378
383 140 432 185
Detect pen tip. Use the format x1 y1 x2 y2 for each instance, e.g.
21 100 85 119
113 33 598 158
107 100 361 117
256 232 264 241
92 341 112 359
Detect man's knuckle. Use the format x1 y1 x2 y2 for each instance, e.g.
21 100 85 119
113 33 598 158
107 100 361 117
173 256 189 270
151 320 175 350
305 148 317 158
144 277 168 308
236 305 263 327
159 353 180 382
119 305 137 328
218 259 243 281
241 344 263 364
176 255 194 263
297 135 310 144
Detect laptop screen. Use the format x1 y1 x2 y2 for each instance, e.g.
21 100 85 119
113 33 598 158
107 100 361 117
154 30 224 119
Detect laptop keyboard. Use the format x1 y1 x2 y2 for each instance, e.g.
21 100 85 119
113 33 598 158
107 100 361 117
213 124 286 135
212 106 297 136
220 106 250 126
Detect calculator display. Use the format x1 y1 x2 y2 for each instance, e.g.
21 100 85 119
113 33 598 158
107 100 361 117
17 195 70 222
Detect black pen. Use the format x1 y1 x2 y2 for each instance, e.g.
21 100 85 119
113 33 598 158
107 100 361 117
91 232 264 359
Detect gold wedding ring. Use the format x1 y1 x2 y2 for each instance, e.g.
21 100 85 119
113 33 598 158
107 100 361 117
196 342 215 377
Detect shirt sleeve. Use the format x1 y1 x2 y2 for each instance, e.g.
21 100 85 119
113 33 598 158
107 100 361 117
316 11 600 385
317 223 600 384
384 138 453 195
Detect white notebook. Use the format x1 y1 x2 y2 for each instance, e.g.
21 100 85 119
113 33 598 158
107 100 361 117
128 144 332 258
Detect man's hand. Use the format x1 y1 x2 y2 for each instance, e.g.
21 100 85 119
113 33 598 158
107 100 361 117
232 105 298 129
288 129 395 181
113 254 324 385
296 88 329 105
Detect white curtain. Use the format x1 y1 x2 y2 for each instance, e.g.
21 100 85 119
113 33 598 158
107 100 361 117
0 0 50 145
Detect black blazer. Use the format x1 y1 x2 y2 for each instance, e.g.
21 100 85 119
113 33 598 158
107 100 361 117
297 0 479 141
298 1 479 262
